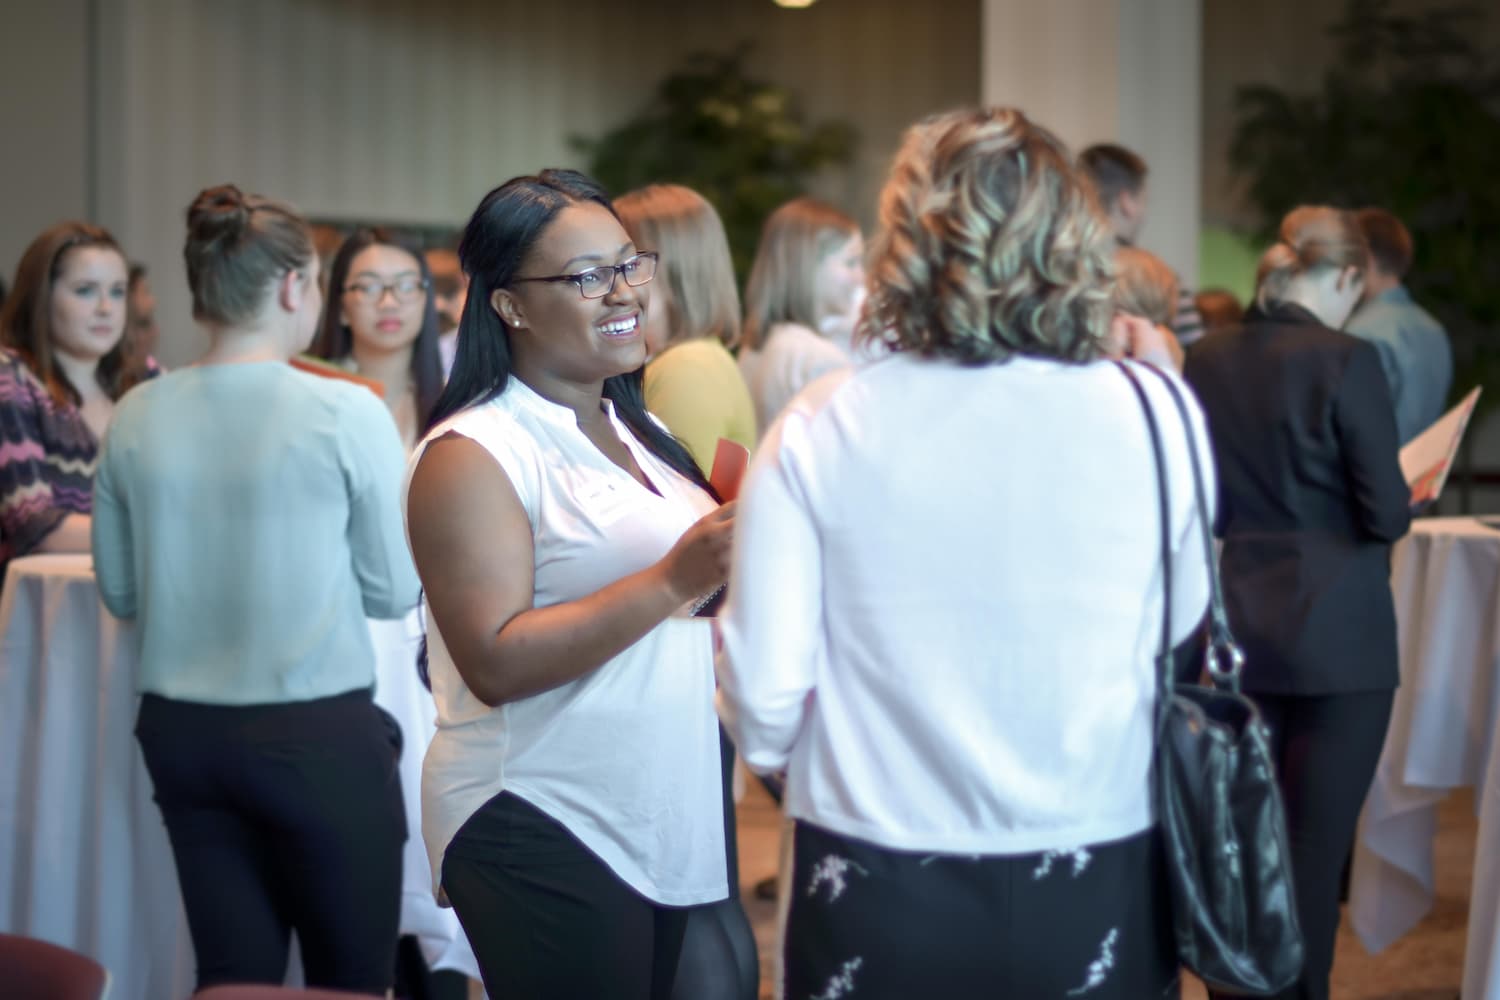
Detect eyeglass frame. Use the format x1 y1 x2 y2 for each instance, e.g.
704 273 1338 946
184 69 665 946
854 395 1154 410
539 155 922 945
342 275 431 303
511 251 658 300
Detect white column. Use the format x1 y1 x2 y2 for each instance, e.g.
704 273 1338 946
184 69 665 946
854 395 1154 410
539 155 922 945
981 0 1202 285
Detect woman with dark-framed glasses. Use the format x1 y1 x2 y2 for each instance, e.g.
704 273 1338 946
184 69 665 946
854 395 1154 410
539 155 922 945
404 169 736 1000
311 228 445 450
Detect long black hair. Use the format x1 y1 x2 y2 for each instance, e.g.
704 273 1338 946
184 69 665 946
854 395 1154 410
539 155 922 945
430 169 712 494
416 170 717 687
311 227 445 430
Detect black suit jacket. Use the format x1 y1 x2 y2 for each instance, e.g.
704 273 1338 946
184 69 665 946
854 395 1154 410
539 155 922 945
1184 302 1411 695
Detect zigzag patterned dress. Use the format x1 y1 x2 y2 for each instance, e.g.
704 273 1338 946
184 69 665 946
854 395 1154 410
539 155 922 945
0 347 98 570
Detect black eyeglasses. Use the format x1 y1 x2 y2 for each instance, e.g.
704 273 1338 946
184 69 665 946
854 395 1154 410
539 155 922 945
512 251 658 300
344 276 430 303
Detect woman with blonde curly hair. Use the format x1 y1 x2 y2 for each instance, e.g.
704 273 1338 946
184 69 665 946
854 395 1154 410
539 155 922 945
716 108 1207 997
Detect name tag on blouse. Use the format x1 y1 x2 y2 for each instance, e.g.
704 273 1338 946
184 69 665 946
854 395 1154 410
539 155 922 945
574 476 642 527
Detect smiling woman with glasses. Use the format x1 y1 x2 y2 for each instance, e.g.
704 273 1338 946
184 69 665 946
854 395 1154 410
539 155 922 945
311 228 445 450
404 169 737 999
511 250 659 299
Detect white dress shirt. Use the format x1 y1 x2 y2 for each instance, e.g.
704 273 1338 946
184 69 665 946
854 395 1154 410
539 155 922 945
406 378 728 906
717 352 1214 855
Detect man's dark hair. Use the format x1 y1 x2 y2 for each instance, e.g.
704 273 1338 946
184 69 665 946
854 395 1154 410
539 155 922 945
1354 207 1414 279
1078 144 1148 210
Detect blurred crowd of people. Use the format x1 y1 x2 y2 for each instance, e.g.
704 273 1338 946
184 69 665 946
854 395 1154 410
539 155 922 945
0 98 1454 1000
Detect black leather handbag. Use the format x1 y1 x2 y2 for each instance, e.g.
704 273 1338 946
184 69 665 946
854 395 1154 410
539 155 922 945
1118 361 1305 995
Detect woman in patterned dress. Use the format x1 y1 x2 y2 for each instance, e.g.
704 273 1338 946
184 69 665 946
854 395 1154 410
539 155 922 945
0 222 151 570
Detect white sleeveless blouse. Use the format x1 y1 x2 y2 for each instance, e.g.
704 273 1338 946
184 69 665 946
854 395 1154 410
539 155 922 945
404 377 727 906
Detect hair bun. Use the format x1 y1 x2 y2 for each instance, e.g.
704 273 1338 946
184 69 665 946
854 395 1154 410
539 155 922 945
186 184 252 246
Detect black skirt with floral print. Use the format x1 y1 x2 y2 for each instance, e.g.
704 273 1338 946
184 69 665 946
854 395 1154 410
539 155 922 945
783 822 1177 999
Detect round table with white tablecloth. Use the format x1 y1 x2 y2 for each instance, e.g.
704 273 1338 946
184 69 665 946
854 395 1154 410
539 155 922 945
1350 516 1500 999
0 554 480 998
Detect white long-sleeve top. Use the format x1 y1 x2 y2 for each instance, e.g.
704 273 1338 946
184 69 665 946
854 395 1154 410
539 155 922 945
717 352 1214 855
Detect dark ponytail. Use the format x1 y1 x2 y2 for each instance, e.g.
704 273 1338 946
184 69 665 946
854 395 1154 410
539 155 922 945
416 169 718 687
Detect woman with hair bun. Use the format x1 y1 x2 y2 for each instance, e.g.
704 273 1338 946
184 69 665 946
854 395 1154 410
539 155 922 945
717 108 1205 996
91 184 419 993
1186 206 1410 1000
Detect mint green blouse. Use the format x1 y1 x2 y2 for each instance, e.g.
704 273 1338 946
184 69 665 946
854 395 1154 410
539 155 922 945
92 362 420 704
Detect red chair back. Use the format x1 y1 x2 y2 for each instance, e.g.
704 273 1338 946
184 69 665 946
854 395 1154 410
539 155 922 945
194 986 386 1000
0 933 110 1000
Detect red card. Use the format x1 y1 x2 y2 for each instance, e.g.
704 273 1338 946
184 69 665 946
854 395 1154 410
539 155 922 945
708 438 751 503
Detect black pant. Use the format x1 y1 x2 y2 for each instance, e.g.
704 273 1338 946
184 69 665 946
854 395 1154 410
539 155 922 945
785 822 1177 999
1232 690 1394 1000
671 726 758 1000
135 689 406 993
443 791 701 1000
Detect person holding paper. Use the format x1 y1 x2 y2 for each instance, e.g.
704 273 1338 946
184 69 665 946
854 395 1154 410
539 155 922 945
1184 205 1411 1000
404 170 737 1000
1346 207 1454 445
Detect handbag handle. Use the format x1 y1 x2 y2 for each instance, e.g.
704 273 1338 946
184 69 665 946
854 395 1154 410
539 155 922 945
1112 361 1246 691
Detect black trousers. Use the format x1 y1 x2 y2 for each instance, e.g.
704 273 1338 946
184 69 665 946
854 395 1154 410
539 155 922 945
135 689 406 993
784 822 1177 999
1225 690 1394 1000
671 726 758 1000
443 791 702 1000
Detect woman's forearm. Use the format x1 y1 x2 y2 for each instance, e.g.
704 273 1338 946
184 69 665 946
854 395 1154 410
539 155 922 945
38 512 92 554
452 561 691 707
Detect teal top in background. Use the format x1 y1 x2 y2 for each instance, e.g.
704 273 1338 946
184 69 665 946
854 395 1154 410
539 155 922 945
92 362 421 705
1346 285 1455 445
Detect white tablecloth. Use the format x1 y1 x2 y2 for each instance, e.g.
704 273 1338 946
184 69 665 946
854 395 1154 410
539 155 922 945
1350 517 1500 999
0 554 479 998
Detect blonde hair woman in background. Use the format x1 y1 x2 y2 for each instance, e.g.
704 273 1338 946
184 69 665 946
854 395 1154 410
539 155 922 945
718 108 1205 997
736 198 864 431
1185 207 1409 1000
616 184 757 473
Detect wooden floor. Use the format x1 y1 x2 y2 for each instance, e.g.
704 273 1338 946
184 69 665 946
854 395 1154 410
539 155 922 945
733 781 1474 999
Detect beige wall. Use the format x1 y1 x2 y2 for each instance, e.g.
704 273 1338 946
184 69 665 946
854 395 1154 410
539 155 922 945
982 0 1203 285
12 0 978 365
0 0 94 286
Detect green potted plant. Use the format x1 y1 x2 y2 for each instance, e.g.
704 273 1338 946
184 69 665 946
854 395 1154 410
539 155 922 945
1229 0 1500 412
574 45 857 284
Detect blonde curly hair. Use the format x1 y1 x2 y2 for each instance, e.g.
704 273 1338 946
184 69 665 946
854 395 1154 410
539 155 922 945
859 108 1116 364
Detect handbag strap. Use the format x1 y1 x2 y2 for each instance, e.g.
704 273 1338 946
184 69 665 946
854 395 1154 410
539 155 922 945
1112 361 1246 691
1138 363 1244 686
1113 362 1176 675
